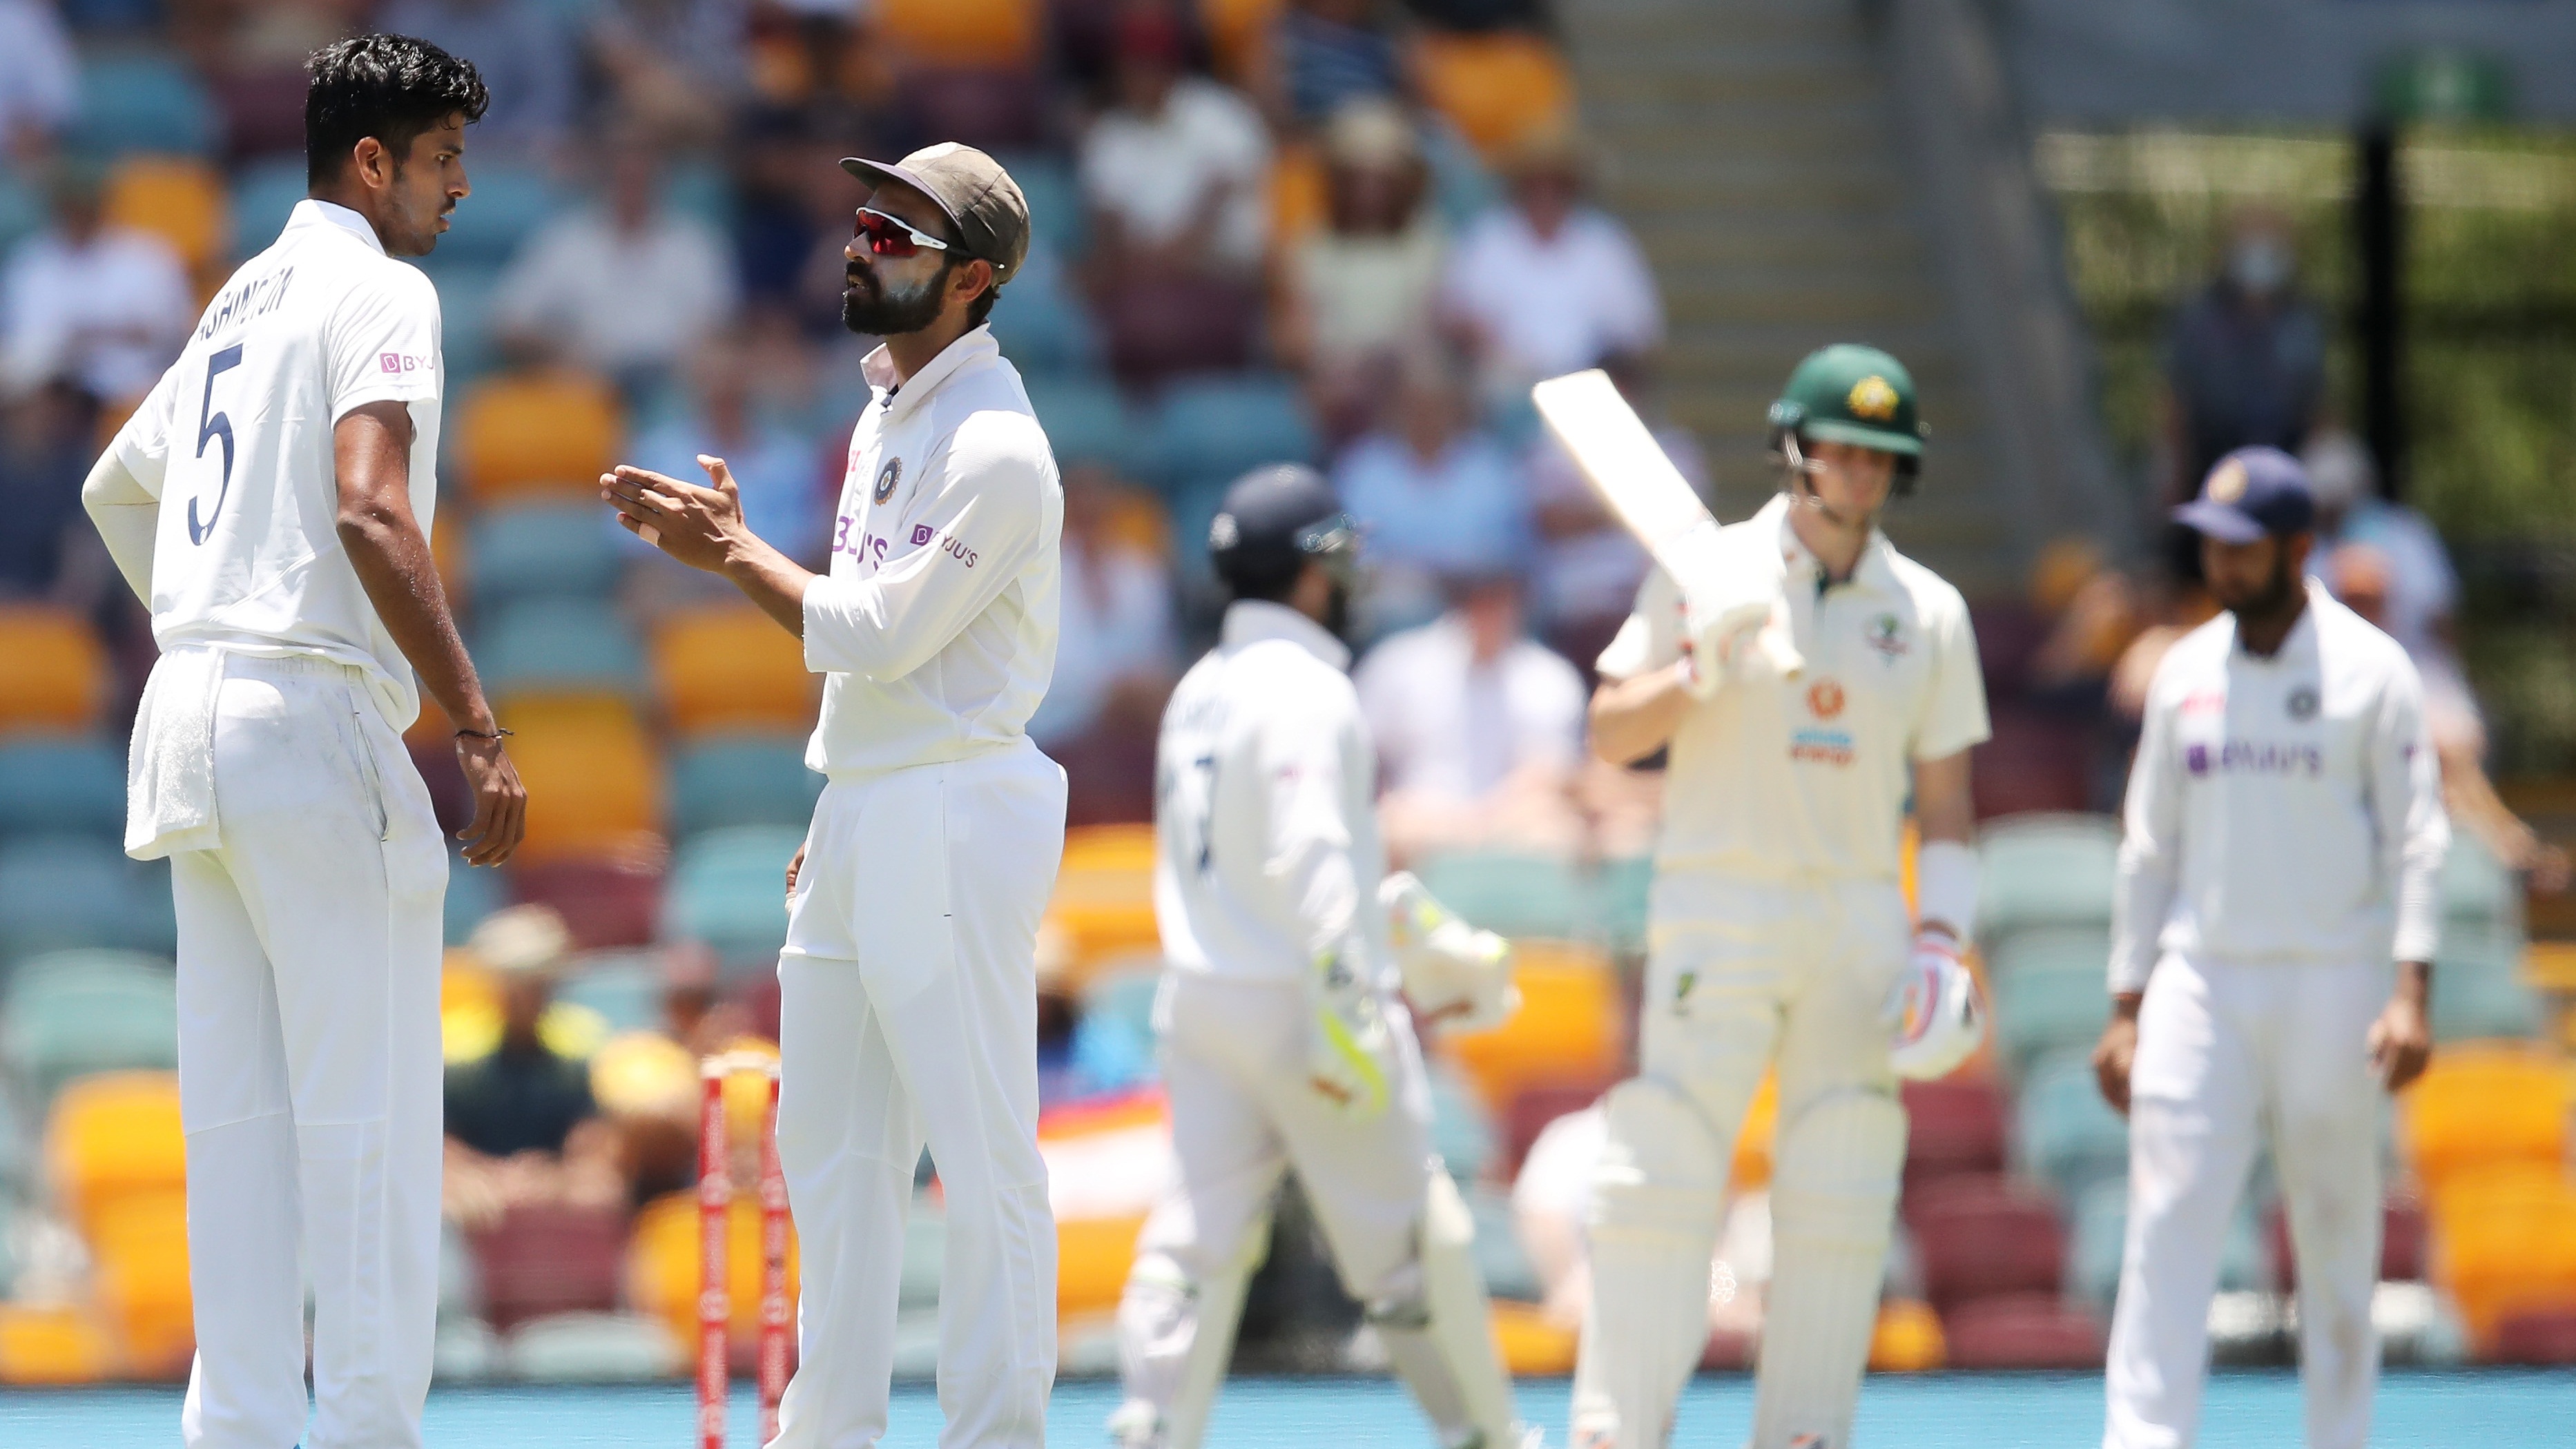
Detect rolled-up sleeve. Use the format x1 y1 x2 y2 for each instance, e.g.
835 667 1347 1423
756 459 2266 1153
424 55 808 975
2373 654 2450 964
800 409 1053 681
2110 665 2185 993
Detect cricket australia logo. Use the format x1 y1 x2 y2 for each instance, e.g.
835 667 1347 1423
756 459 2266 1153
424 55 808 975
1865 612 1909 665
871 456 904 505
1848 375 1900 421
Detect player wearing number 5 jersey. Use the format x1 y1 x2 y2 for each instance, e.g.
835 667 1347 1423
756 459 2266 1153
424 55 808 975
79 37 521 1449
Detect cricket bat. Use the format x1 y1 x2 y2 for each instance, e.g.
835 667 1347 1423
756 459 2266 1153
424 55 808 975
1531 369 1803 678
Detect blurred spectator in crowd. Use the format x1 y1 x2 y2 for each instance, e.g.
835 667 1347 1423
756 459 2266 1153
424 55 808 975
588 0 750 142
494 128 740 399
0 0 75 164
1334 343 1531 631
1255 0 1411 131
1271 97 1446 443
0 376 94 599
1355 572 1588 862
1034 926 1157 1107
658 939 757 1060
1513 1098 1767 1340
2303 429 2457 665
0 157 193 404
2020 536 2142 708
442 907 623 1229
1079 4 1271 282
380 0 578 162
1440 124 1660 405
2158 206 2325 570
1520 351 1687 664
1030 462 1178 757
2329 542 2570 894
730 106 832 313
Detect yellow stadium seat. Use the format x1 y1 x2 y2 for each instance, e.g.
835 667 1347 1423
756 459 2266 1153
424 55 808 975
1415 32 1575 158
1733 1072 1778 1192
655 609 818 737
1057 1213 1147 1319
628 1190 800 1350
1201 0 1287 82
104 156 229 276
2430 1173 2576 1348
1443 940 1623 1116
1267 141 1327 250
496 694 663 863
0 1303 117 1385
46 1072 186 1242
1046 824 1161 978
1869 1299 1947 1372
2527 940 2576 995
88 1188 193 1376
875 0 1038 66
1490 1299 1577 1375
0 607 107 734
2401 1043 2575 1189
454 370 623 505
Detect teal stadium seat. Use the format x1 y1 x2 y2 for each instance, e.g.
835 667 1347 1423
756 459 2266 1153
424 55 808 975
1412 851 1590 942
1427 1058 1497 1184
501 1312 681 1383
667 736 824 840
0 737 126 844
2066 1178 2267 1309
2013 1049 2129 1202
991 152 1085 260
0 167 46 258
661 826 807 975
987 247 1101 376
475 600 646 701
1 949 178 1107
1022 377 1139 476
229 156 312 260
2431 931 2542 1042
0 836 162 969
74 53 222 156
446 850 502 946
553 953 665 1036
1594 855 1656 954
432 162 561 266
1141 374 1319 495
469 503 623 614
1977 813 2122 944
1993 963 2109 1078
1076 968 1161 1060
1982 926 2113 984
2438 835 2519 932
1466 1182 1543 1302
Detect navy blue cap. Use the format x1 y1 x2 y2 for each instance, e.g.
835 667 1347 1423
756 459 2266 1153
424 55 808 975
2173 446 2315 543
1208 463 1357 586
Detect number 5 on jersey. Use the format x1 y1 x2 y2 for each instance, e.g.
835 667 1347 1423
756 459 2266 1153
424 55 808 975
186 343 246 545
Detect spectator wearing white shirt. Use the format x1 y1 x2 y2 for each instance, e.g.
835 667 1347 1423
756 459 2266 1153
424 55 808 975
1333 344 1533 633
0 0 75 162
0 159 194 403
1033 463 1178 824
1440 125 1661 404
1355 572 1589 862
493 132 739 398
1272 98 1447 444
1078 6 1272 280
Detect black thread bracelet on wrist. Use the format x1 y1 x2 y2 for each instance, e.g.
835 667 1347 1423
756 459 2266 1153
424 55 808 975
455 726 514 741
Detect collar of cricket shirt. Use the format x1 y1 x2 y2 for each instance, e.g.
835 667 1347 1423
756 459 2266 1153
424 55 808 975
1763 490 1897 596
860 324 1000 423
1222 598 1352 673
292 197 388 255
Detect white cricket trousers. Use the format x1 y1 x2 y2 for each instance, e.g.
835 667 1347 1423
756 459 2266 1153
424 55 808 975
1116 971 1440 1412
169 654 448 1449
1574 870 1910 1449
2105 951 2390 1449
771 741 1067 1449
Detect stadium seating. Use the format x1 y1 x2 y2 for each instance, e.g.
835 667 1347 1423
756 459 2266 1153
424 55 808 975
2430 1169 2576 1348
1101 276 1262 389
43 1070 185 1241
467 503 625 614
1991 964 2110 1078
501 1311 685 1382
512 857 666 950
0 737 125 844
0 609 108 735
432 162 562 267
478 600 650 704
1901 1076 2008 1192
989 255 1106 376
894 66 1048 151
1415 32 1576 156
2430 931 2545 1042
1904 1176 2066 1311
226 155 309 260
1411 851 1589 942
2400 1042 2574 1189
73 52 222 156
1021 376 1141 476
1139 373 1319 493
663 826 809 973
1266 140 1328 248
2064 1178 2267 1308
1982 925 2113 984
1201 0 1288 81
1047 824 1161 978
469 1203 630 1332
1939 1293 2105 1370
626 1190 802 1365
445 853 503 946
8 956 177 1109
2265 1194 2427 1288
0 839 166 975
1869 1299 1948 1372
454 370 624 505
87 1186 192 1374
422 258 504 382
655 610 819 737
876 0 1040 66
1444 938 1623 1116
1975 813 2121 943
668 735 825 840
2012 1049 2130 1201
104 155 228 279
990 153 1086 261
2492 1307 2576 1366
552 954 667 1036
494 694 661 864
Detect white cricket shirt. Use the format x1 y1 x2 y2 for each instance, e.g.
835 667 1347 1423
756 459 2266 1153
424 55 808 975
1153 601 1395 989
2110 581 2448 990
108 199 445 729
1597 494 1991 884
802 326 1063 778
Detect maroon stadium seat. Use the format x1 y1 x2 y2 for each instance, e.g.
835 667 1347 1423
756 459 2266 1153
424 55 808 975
2265 1194 2427 1290
1901 1078 2008 1194
1942 1292 2106 1370
2492 1308 2576 1365
1503 1082 1608 1180
1971 708 2093 820
894 67 1044 151
1101 276 1259 391
469 1203 630 1332
512 858 666 950
1906 1175 2068 1311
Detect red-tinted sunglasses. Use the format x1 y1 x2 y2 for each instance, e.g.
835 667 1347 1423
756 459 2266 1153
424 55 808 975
851 206 953 258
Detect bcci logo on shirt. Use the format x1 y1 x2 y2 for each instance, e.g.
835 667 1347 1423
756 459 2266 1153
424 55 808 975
872 457 904 505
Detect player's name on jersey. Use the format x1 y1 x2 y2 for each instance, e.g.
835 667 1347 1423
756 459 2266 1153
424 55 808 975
196 264 298 342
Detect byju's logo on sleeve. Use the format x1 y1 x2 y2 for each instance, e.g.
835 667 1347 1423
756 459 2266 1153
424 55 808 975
378 352 425 374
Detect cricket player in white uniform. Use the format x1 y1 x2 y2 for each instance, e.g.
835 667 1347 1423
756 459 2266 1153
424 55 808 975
603 144 1065 1449
78 36 521 1449
2095 447 2446 1449
1107 465 1527 1449
1574 345 1991 1449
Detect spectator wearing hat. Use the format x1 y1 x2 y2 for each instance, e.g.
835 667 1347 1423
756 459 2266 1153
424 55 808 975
1438 124 1660 403
0 155 193 404
1354 570 1589 862
1333 342 1533 633
442 906 619 1229
1078 4 1272 283
1272 97 1448 442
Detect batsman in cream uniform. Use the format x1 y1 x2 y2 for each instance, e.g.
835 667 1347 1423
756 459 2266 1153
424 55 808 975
1576 345 1991 1449
603 146 1065 1449
78 37 520 1449
2096 448 2446 1449
1109 465 1526 1449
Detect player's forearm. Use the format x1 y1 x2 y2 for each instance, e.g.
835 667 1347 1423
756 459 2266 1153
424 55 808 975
333 403 496 732
2394 957 2432 1008
717 536 813 640
1589 663 1692 766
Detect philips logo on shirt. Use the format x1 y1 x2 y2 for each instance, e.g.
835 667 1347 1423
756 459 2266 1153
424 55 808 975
378 351 425 374
2185 739 2323 779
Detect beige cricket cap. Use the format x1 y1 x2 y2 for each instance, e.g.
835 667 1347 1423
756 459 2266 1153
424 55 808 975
841 142 1031 285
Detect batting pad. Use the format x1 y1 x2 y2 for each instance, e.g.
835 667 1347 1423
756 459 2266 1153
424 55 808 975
1573 1077 1732 1449
1752 1085 1906 1449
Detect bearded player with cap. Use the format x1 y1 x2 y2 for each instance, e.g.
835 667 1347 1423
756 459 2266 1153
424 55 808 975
1573 344 1991 1449
603 144 1066 1449
2095 446 2446 1449
1106 463 1529 1449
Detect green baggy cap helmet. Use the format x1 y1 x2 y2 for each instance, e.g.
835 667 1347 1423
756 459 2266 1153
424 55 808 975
1768 343 1925 458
